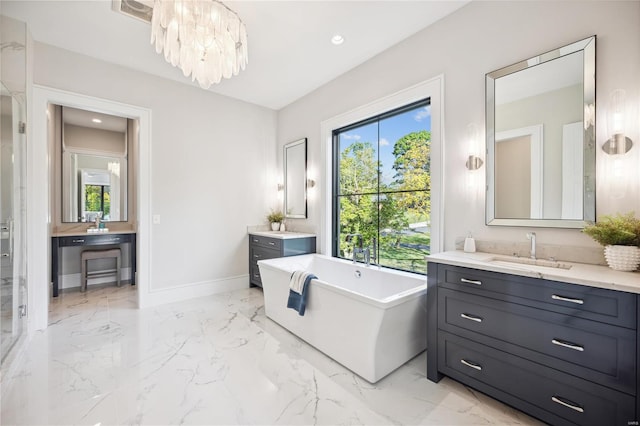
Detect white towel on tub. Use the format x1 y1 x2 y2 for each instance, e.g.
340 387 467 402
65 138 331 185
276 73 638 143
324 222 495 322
289 270 307 294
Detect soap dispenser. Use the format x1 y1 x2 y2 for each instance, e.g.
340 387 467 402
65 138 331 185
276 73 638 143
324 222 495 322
463 232 476 253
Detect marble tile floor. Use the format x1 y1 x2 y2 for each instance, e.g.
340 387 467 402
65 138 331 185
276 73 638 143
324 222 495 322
1 285 543 425
1 277 16 362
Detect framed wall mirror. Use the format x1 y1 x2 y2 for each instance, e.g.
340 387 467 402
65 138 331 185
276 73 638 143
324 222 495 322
486 36 596 228
284 138 307 219
61 106 129 223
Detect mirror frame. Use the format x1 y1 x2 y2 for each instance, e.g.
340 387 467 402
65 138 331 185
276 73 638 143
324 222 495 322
486 35 596 228
283 138 308 219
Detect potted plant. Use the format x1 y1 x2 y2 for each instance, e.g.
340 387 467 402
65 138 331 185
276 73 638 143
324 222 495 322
267 210 284 231
583 213 640 271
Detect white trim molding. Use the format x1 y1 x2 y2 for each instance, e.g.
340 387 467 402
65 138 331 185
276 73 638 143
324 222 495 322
145 275 249 307
319 75 445 256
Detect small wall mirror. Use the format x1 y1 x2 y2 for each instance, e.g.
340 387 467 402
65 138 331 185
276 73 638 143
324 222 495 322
284 138 307 219
61 106 129 222
486 36 596 228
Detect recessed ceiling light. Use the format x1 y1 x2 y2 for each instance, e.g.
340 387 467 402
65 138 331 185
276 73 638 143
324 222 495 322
92 118 102 124
331 35 345 46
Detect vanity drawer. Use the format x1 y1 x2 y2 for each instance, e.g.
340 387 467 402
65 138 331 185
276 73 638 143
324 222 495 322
439 331 635 426
250 265 262 287
58 234 129 246
439 288 636 394
249 235 282 250
439 265 637 328
249 247 279 287
250 246 280 267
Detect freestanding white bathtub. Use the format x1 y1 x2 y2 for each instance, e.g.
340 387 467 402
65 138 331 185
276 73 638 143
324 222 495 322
258 253 427 383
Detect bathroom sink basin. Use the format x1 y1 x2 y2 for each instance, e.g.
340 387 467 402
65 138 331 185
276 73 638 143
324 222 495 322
488 256 572 270
87 228 109 233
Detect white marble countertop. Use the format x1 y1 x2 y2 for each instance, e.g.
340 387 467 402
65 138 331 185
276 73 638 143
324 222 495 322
250 230 316 240
428 250 640 294
53 229 136 237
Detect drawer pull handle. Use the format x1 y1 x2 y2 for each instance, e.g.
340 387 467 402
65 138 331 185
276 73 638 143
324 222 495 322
552 339 584 352
268 242 276 246
460 359 482 371
551 294 584 305
253 254 260 258
460 278 482 286
551 396 584 413
253 239 259 243
72 239 85 243
460 313 483 323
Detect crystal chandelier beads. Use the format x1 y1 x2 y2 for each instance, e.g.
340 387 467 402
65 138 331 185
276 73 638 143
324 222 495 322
150 0 248 89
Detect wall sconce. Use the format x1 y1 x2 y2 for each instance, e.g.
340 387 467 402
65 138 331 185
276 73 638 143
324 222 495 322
465 123 484 170
279 180 315 190
603 89 633 155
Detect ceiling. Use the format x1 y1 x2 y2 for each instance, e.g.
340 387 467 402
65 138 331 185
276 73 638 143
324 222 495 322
1 0 469 110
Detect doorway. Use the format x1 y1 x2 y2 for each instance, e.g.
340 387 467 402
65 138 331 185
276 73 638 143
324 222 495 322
31 86 151 331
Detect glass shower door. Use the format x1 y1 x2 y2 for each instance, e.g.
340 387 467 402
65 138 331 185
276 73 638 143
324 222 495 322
1 14 28 364
0 83 27 364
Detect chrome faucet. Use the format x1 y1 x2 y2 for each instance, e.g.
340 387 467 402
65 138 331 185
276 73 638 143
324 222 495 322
345 233 363 264
346 234 377 266
370 237 377 266
526 232 536 259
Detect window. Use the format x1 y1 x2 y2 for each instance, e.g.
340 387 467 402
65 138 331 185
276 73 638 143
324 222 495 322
84 184 111 218
333 100 431 274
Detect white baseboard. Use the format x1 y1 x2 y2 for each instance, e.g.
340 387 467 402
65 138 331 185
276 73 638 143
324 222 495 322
59 267 132 289
142 274 250 308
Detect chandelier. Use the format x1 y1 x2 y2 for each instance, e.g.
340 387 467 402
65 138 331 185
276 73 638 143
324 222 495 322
150 0 248 89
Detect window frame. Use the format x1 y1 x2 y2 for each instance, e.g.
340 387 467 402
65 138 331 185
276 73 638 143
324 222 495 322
331 99 431 270
320 76 445 264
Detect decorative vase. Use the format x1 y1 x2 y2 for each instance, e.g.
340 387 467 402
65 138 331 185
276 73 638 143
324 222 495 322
604 245 640 271
271 222 280 231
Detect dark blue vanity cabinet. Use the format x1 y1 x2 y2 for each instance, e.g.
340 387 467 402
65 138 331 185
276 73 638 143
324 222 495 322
427 262 638 426
249 233 316 288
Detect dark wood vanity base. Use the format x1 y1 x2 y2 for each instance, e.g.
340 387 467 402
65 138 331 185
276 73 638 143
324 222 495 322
248 233 316 288
51 232 136 297
427 262 639 426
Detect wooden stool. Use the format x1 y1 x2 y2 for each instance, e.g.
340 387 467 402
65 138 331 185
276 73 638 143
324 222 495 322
80 248 121 292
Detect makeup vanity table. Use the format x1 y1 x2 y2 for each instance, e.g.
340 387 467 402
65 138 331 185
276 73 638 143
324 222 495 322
51 230 136 297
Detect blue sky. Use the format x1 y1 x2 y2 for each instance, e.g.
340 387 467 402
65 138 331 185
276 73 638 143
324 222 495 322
339 104 431 186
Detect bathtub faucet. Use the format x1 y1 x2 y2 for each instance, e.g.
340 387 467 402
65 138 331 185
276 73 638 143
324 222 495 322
346 233 363 264
370 237 377 265
346 234 377 266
